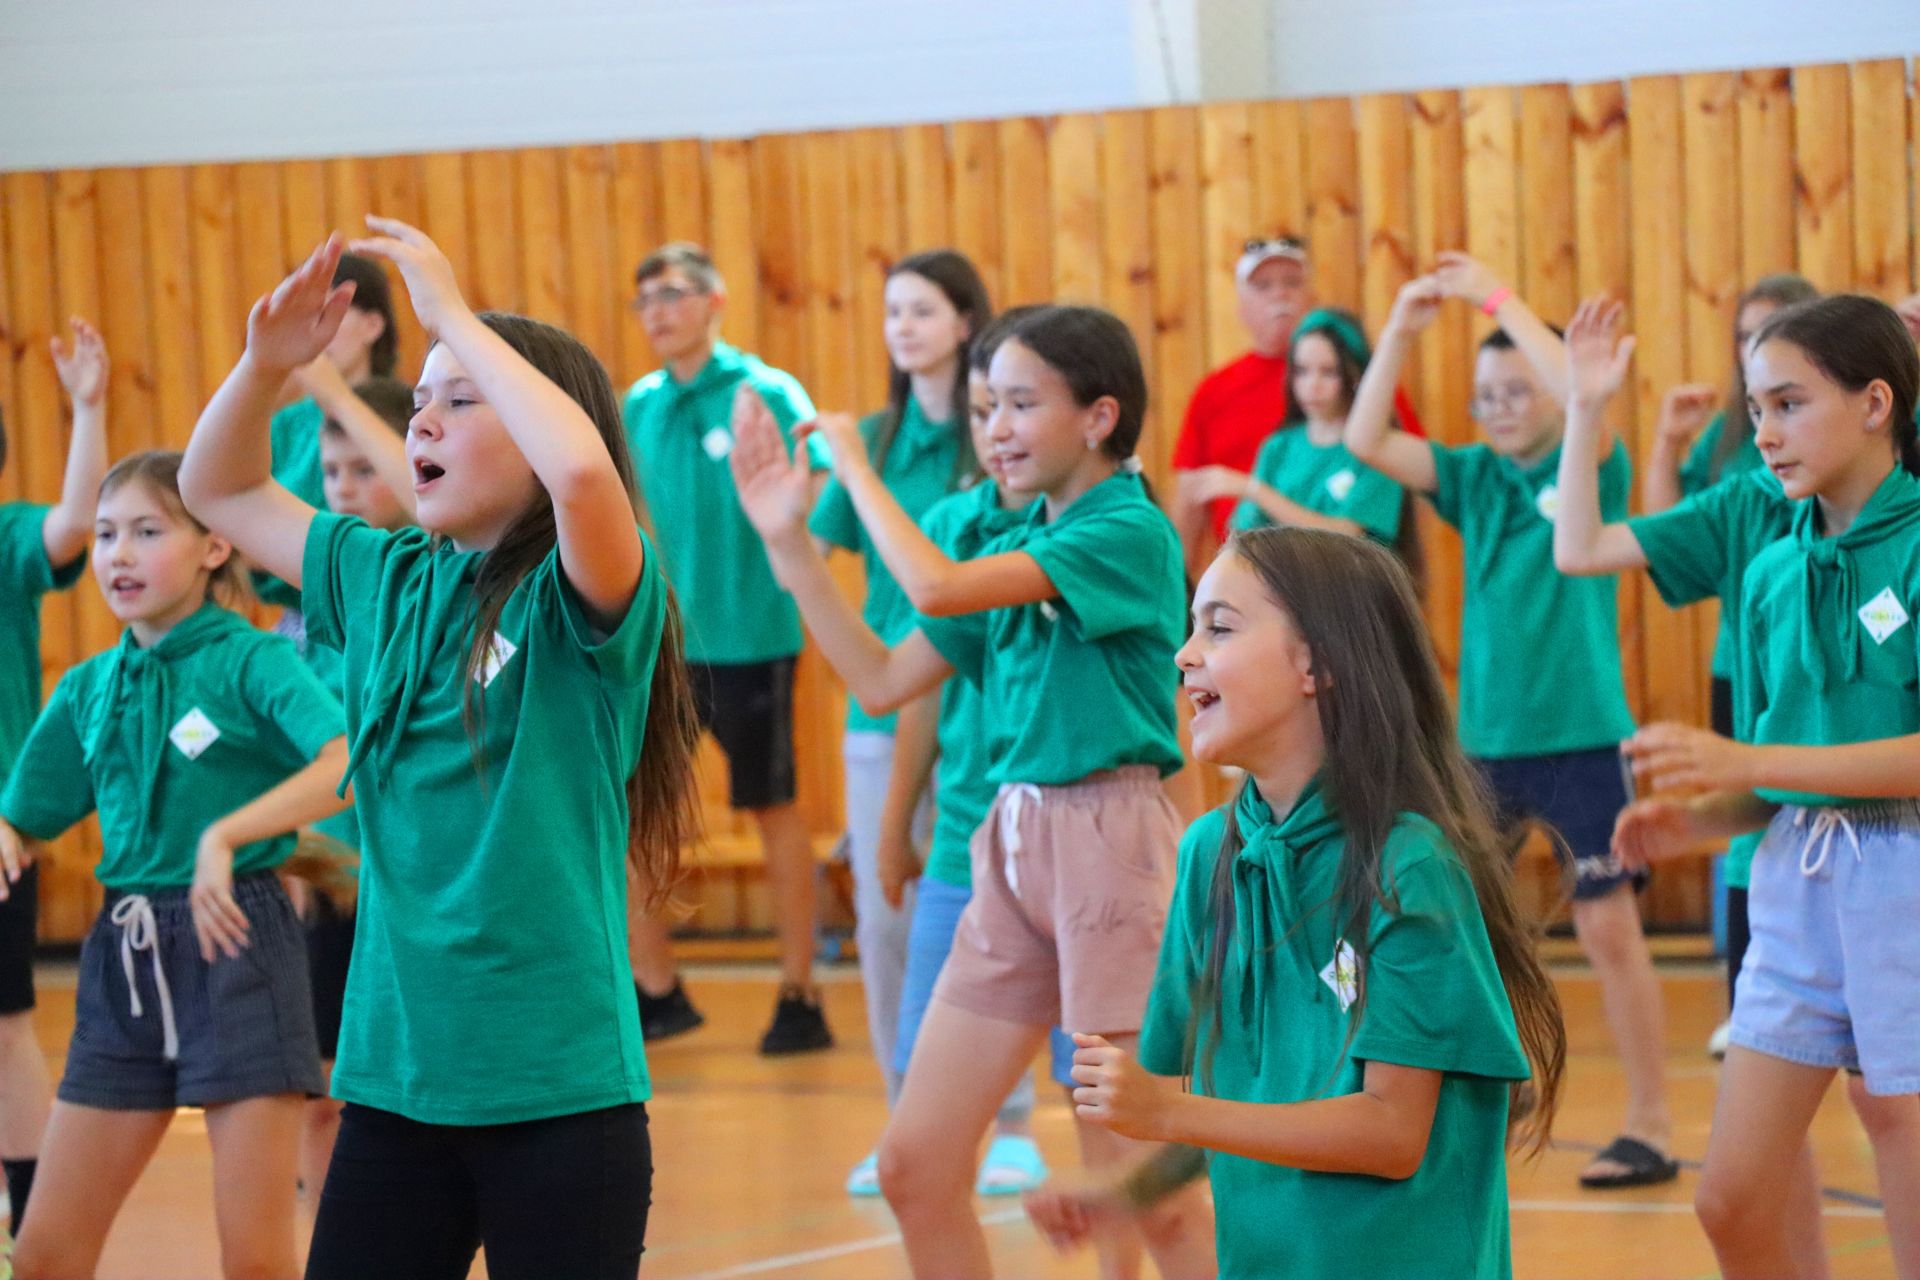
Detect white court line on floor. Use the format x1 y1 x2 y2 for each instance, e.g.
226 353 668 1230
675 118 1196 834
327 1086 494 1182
666 1199 1881 1278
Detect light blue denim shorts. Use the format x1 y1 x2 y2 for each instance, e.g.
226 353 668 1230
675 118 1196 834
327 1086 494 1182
1729 800 1920 1095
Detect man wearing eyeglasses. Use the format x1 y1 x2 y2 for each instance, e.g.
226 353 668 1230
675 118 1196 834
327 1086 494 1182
621 242 835 1057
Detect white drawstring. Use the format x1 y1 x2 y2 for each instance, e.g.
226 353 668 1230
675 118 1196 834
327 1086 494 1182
109 895 179 1061
997 784 1044 896
1794 808 1863 878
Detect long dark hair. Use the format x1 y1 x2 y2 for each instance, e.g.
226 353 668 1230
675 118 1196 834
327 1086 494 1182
875 250 993 483
1191 528 1565 1152
99 450 251 608
1713 274 1819 478
1751 294 1920 477
998 305 1149 462
454 312 701 906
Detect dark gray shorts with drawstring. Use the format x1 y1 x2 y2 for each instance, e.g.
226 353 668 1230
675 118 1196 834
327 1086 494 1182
60 872 325 1111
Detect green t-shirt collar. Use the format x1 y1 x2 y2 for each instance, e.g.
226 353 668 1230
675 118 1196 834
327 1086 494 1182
1793 466 1920 690
103 602 253 819
660 342 747 404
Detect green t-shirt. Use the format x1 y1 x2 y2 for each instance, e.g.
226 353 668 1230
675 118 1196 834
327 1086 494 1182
1628 468 1797 886
623 342 819 664
1735 467 1920 808
302 512 667 1125
1230 427 1403 544
256 397 330 609
0 604 343 891
1428 441 1636 758
0 503 85 789
810 401 964 733
1677 410 1764 500
292 628 360 856
917 482 1034 888
916 472 1185 786
1140 782 1529 1280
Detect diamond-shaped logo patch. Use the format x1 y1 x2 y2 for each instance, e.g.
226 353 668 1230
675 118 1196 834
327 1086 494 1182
1320 939 1358 1011
169 708 221 760
702 426 733 461
1535 484 1561 521
1325 468 1357 503
475 632 519 687
1859 587 1910 645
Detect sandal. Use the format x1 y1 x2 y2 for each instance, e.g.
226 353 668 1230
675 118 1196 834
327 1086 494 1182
1579 1135 1679 1189
976 1134 1049 1196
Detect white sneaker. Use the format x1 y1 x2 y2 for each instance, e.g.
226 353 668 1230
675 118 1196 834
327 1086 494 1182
1707 1020 1731 1059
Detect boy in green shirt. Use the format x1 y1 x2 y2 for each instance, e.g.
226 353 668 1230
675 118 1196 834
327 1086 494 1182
1347 258 1675 1190
0 319 109 1235
620 242 831 1054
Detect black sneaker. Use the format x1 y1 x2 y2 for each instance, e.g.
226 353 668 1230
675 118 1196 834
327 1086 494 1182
637 980 706 1042
758 985 833 1055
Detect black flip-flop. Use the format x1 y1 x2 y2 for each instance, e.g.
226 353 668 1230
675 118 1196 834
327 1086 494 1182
1579 1135 1680 1189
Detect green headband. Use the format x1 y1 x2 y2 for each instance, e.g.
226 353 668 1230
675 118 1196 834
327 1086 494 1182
1292 308 1372 367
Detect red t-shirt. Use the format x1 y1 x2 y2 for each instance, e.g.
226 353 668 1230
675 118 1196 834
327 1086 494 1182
1173 351 1426 540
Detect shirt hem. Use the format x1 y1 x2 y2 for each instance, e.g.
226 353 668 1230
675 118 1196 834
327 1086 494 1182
331 1073 651 1127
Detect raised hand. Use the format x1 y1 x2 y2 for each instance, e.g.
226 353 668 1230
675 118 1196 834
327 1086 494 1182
1895 293 1920 344
348 215 467 335
798 412 870 478
1386 275 1445 335
1655 383 1720 448
1564 295 1636 408
728 385 814 540
1431 251 1506 309
246 235 357 374
50 317 109 407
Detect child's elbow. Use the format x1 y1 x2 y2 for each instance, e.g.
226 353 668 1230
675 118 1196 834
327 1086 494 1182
905 577 966 618
1375 1130 1432 1181
853 686 906 718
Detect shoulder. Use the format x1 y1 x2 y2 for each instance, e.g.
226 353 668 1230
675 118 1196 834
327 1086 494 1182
624 371 668 407
1177 805 1231 870
743 355 810 402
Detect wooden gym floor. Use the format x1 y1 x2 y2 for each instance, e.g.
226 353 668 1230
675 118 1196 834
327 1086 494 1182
21 951 1898 1279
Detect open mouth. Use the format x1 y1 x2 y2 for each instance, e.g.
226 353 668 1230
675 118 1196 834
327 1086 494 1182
413 458 446 489
108 576 145 601
1188 688 1220 713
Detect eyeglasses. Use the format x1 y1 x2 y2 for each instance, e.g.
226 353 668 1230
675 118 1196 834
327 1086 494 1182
632 284 706 312
1469 384 1538 417
1243 236 1308 256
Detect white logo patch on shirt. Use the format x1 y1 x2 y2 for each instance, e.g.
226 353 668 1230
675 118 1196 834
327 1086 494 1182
169 708 221 760
702 426 733 461
475 632 519 687
1320 939 1358 1012
1324 468 1357 504
1535 485 1561 521
1859 587 1910 645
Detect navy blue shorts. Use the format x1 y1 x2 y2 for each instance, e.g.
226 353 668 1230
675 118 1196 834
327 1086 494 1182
689 658 798 810
60 873 325 1110
1476 746 1642 901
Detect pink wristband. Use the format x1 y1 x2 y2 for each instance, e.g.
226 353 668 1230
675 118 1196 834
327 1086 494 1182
1481 286 1512 316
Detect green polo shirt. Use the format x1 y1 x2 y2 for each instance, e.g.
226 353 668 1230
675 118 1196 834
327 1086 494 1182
0 603 343 891
623 342 819 664
1230 427 1403 544
1628 468 1796 886
810 401 965 732
302 512 668 1125
256 397 330 609
1427 440 1636 758
1140 781 1529 1279
0 503 85 790
917 482 1034 888
917 472 1185 786
1735 466 1920 808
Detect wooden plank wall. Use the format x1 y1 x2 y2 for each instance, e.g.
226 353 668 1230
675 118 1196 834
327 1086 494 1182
4 60 1915 941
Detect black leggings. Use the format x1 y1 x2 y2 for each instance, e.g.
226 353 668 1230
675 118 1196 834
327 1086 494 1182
305 1101 651 1280
1710 675 1752 1011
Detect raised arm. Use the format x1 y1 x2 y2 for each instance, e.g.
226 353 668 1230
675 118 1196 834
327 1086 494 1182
1432 251 1569 403
180 238 350 585
802 410 1057 617
730 389 953 713
1346 280 1441 493
295 356 417 518
1642 384 1719 513
1554 296 1648 575
43 318 112 565
350 217 640 627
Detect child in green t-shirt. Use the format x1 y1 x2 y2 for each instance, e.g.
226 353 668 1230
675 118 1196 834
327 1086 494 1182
733 304 1215 1278
0 450 349 1280
1616 294 1920 1278
1348 257 1674 1190
1027 526 1564 1280
0 318 109 1237
180 222 701 1279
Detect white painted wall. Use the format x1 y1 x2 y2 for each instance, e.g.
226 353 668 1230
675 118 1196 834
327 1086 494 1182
1 0 1912 173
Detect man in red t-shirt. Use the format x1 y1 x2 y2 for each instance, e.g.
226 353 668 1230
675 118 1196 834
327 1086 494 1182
1172 237 1422 571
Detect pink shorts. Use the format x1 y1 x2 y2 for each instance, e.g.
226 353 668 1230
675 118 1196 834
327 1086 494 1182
934 767 1179 1035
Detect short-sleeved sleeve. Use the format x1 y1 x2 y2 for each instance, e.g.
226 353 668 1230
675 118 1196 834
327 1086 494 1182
1024 502 1175 641
0 504 84 596
1627 479 1738 608
1138 813 1220 1076
240 637 347 761
553 531 669 688
808 412 880 551
1423 441 1476 528
760 374 829 471
1349 835 1529 1082
1343 467 1405 542
301 512 407 653
915 612 989 684
0 674 96 840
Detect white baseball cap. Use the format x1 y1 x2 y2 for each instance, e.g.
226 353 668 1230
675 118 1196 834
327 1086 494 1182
1236 236 1310 284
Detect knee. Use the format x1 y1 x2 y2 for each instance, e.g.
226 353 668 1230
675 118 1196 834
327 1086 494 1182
13 1238 85 1280
1134 1182 1211 1254
1693 1170 1759 1244
877 1131 967 1219
1847 1074 1920 1143
0 1009 35 1047
1573 893 1643 965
